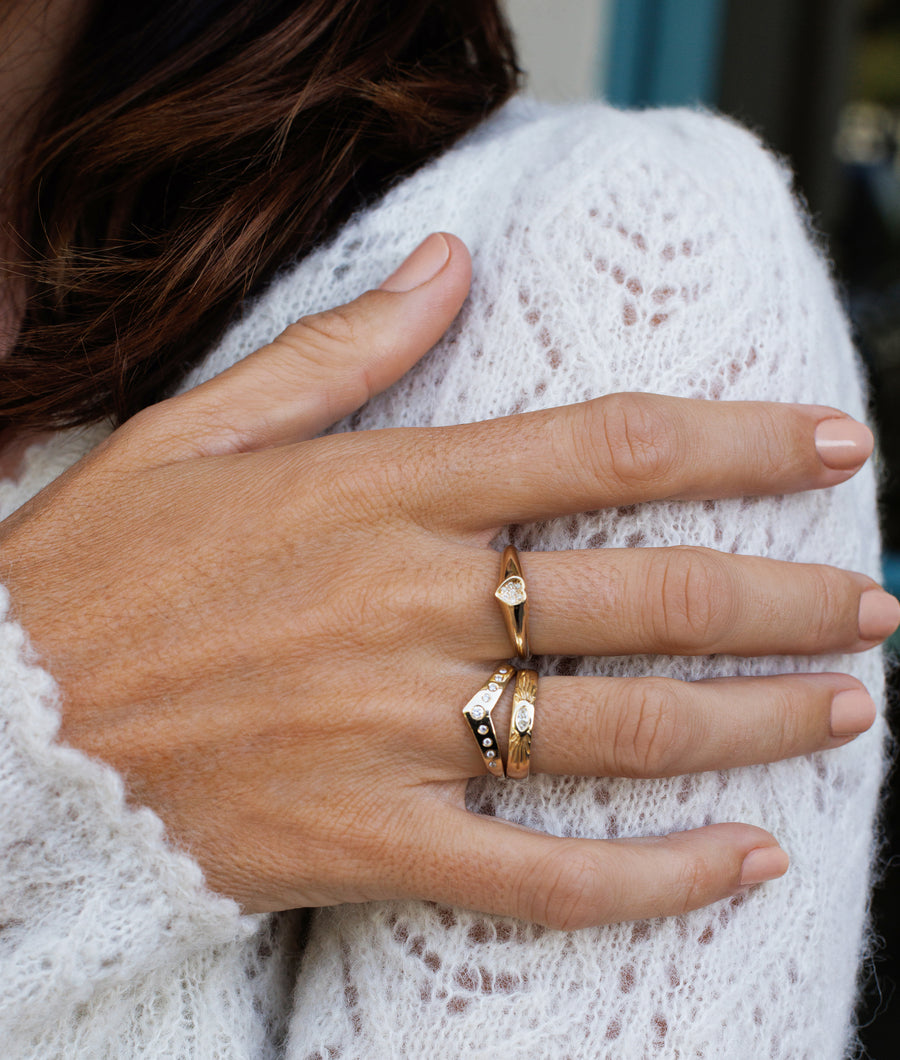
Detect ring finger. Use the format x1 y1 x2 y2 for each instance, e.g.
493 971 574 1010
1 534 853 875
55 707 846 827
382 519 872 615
447 671 875 781
456 546 899 659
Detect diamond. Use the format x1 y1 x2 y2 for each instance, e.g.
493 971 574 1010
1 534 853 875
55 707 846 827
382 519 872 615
477 724 489 735
488 682 498 692
482 692 491 703
482 737 492 747
495 576 527 606
515 705 531 733
469 706 485 720
486 749 496 759
498 667 509 674
488 760 498 767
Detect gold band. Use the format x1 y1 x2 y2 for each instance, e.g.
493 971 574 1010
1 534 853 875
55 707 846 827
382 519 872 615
506 668 537 780
494 545 530 658
462 665 514 777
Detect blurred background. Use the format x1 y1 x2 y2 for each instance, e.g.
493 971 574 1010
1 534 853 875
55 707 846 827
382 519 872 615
503 0 900 1054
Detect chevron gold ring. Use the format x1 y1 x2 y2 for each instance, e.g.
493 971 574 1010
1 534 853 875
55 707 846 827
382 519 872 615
507 668 538 780
494 545 530 658
462 665 514 776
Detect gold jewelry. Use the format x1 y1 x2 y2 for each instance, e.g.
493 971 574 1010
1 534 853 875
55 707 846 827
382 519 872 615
507 668 537 780
494 544 530 658
462 665 514 777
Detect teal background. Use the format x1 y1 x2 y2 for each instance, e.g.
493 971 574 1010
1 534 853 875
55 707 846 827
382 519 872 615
604 0 728 105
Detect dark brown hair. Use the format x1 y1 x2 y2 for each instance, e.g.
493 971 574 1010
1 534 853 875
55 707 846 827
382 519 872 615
0 0 519 431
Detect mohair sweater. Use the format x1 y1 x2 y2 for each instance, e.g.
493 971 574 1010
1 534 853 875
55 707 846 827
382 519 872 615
0 98 886 1059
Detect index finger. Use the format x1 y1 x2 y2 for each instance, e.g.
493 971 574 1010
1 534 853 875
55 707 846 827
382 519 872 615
406 393 872 530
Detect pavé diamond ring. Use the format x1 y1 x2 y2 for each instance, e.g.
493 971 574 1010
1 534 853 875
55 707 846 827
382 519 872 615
507 668 538 780
494 544 530 658
462 665 514 776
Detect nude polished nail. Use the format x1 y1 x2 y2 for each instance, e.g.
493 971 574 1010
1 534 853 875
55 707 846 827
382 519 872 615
814 418 874 471
739 846 789 887
379 232 450 292
858 589 900 642
830 688 877 737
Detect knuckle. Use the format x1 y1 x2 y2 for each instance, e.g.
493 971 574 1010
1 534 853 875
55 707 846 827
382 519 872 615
674 851 717 915
300 435 439 540
594 393 681 490
281 305 359 364
120 391 251 462
120 401 174 443
372 441 429 524
614 678 687 777
768 684 805 757
289 434 401 525
524 845 599 931
804 564 846 644
351 429 447 531
753 404 796 480
111 400 191 463
646 546 733 650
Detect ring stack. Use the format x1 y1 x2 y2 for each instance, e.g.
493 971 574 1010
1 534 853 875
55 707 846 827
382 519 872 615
463 546 539 779
506 668 538 780
462 665 514 776
494 544 530 658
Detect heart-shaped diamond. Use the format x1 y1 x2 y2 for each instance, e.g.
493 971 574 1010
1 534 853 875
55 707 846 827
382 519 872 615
495 576 526 606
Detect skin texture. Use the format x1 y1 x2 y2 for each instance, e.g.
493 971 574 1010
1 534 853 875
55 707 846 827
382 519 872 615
0 233 896 929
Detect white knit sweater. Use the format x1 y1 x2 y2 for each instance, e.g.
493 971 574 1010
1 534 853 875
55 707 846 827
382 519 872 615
0 98 886 1059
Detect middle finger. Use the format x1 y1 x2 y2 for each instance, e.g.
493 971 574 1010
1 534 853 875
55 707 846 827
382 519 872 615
454 546 898 659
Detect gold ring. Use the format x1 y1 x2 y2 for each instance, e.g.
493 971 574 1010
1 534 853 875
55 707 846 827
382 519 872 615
462 665 514 777
507 668 537 780
494 544 530 658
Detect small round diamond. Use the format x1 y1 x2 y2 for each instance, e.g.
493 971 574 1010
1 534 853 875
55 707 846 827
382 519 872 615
469 706 485 720
477 724 489 735
486 749 496 759
482 737 492 747
498 667 509 673
489 760 498 767
488 682 498 692
481 692 492 703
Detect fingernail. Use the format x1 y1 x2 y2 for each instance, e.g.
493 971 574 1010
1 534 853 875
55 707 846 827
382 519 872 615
858 589 900 641
739 846 789 887
379 233 450 292
830 688 877 736
814 418 874 470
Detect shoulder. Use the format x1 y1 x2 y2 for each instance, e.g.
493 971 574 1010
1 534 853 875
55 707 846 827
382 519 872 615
414 100 855 403
192 99 849 413
448 101 859 410
410 97 805 255
252 96 822 336
447 96 792 196
459 100 816 310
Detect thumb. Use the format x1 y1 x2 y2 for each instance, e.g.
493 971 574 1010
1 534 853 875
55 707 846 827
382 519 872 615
133 232 471 460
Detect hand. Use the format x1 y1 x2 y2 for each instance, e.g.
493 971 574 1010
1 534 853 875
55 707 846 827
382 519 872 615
1 233 895 929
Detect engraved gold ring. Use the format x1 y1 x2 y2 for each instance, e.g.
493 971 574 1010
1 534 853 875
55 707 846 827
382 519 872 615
507 668 538 780
494 544 530 658
462 665 514 776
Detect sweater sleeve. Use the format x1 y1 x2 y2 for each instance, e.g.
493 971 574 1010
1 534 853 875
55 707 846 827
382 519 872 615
0 438 288 1057
274 102 886 1059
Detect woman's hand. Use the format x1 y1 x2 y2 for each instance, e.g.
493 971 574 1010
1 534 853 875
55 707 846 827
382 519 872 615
0 233 895 929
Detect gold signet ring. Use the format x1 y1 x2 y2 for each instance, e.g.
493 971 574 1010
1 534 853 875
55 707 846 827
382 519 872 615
507 668 538 780
494 545 529 658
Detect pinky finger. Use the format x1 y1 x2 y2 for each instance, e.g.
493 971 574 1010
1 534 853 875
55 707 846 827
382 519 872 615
413 806 788 930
